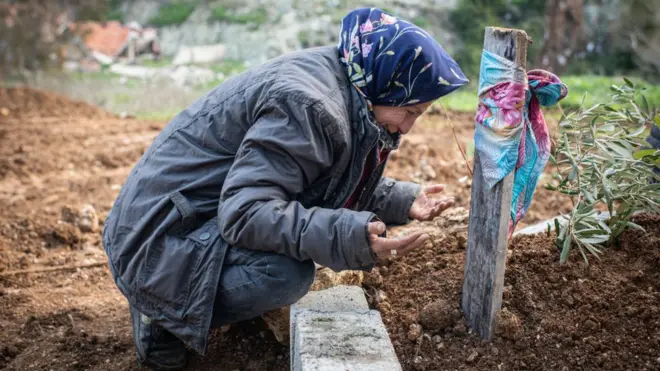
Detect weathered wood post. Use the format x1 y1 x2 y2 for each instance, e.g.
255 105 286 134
461 27 529 340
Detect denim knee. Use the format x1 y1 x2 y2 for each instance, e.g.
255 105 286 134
265 256 316 306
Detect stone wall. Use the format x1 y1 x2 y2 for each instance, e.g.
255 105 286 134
118 0 459 64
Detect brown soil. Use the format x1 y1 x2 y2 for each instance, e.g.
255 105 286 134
367 213 660 370
0 87 656 371
0 87 287 371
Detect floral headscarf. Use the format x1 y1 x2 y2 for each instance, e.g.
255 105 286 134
338 8 469 110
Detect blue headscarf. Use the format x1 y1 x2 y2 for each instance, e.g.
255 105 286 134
338 8 468 109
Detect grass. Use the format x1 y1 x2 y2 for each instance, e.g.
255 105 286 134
559 75 660 110
142 57 174 68
437 75 660 113
211 5 268 26
208 60 247 75
149 1 196 27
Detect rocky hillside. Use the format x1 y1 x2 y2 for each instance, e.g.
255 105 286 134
116 0 459 64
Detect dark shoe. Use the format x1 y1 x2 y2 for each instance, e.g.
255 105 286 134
130 304 188 370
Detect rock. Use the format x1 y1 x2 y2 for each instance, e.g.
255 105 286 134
379 266 389 276
262 306 290 344
407 323 422 341
60 206 79 224
418 299 458 332
50 223 82 248
168 65 218 87
452 322 467 336
584 318 599 331
364 270 384 288
432 335 441 343
2 345 19 358
78 204 99 233
495 308 524 340
172 43 227 65
335 270 364 286
467 350 479 363
310 268 364 291
374 289 388 305
456 233 467 249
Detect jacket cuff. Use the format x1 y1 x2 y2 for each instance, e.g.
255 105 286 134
343 210 378 270
388 181 422 225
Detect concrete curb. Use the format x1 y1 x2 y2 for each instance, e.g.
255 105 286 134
513 212 612 237
290 285 402 371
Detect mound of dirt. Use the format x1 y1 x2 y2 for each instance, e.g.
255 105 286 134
377 213 660 370
0 87 112 119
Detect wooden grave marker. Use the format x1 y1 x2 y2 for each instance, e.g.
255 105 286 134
461 27 530 340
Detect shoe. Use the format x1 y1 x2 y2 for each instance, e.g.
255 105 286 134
129 304 189 370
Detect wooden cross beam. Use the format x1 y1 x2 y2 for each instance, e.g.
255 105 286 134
461 27 530 340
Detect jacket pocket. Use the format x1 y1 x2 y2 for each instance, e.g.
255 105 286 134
139 194 220 318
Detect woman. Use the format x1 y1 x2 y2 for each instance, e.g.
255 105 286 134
102 8 468 369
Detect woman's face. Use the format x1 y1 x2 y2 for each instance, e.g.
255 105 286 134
372 102 432 134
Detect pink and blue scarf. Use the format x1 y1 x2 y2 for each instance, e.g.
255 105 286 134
475 50 568 236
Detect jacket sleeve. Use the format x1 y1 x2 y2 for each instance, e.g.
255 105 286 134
217 99 377 272
364 177 421 225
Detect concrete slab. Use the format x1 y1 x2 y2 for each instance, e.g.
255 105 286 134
293 310 401 371
290 285 401 371
293 285 369 313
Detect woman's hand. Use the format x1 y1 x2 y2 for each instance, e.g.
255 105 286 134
408 184 454 222
367 222 428 258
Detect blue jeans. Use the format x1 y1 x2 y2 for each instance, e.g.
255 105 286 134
210 245 316 327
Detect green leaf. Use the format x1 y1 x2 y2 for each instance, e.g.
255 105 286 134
580 236 610 244
625 221 645 231
606 142 633 159
641 95 649 115
560 234 571 264
633 149 658 160
626 126 647 138
623 77 634 88
581 189 596 203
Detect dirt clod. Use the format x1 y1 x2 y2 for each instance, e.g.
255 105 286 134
495 308 524 340
49 223 82 248
418 299 459 333
407 324 422 341
467 350 479 363
363 270 384 288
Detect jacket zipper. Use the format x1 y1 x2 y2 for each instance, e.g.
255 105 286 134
337 133 379 208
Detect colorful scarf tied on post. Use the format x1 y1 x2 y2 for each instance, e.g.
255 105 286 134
474 50 568 237
337 8 469 110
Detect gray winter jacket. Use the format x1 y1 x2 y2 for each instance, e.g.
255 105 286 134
102 46 420 354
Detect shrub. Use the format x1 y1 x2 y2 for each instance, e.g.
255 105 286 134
211 5 267 26
545 78 660 264
149 1 196 27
